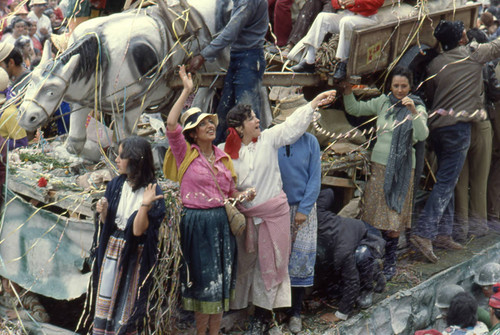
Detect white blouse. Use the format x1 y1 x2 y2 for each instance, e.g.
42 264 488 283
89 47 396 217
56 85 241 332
114 181 145 230
223 103 316 213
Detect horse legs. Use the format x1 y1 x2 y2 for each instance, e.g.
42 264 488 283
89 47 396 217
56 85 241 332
65 104 90 155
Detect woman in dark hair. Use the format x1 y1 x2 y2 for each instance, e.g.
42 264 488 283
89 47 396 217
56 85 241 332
221 88 336 332
14 36 33 69
2 17 25 45
164 65 255 335
93 136 166 334
342 66 429 282
443 291 488 334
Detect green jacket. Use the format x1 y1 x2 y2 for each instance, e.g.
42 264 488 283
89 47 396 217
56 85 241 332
343 93 428 168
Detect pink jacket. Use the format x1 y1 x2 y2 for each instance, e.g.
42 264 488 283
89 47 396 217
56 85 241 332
239 192 291 291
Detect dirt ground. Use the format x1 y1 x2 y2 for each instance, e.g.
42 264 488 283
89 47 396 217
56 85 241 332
4 229 499 334
214 230 500 335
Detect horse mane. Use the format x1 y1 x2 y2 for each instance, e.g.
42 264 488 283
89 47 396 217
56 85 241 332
56 34 108 82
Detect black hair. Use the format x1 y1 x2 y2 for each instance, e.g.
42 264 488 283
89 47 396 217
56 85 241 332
446 292 478 328
488 6 500 16
494 307 500 320
184 128 196 144
4 47 23 67
10 17 25 30
43 8 54 17
226 104 253 129
467 27 489 44
387 65 413 93
14 36 31 50
118 136 156 192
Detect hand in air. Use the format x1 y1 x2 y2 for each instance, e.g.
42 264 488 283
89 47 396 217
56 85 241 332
179 65 194 93
142 184 164 209
312 90 337 109
187 55 205 73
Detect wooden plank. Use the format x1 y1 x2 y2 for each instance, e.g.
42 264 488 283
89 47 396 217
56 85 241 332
343 188 355 206
321 175 357 188
167 72 326 89
7 179 95 218
347 3 480 76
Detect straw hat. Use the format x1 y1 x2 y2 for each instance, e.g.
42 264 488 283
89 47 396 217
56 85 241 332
272 94 308 124
0 68 10 104
0 42 14 63
180 107 218 134
51 33 70 53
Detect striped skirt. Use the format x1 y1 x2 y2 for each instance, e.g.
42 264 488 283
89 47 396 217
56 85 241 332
93 230 143 335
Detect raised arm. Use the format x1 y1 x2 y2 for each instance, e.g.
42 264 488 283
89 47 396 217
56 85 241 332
342 82 380 117
166 65 194 132
268 90 337 148
133 183 164 236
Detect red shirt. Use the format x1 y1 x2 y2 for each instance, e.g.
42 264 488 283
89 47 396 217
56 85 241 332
53 7 64 22
331 0 384 16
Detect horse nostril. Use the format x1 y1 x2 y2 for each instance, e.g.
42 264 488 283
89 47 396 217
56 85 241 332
30 116 37 123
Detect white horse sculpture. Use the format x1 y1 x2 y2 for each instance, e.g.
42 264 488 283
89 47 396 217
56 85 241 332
18 0 231 160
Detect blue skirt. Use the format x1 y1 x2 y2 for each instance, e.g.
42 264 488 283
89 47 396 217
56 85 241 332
180 207 237 314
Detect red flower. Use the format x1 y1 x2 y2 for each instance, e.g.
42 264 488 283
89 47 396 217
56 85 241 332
38 177 48 187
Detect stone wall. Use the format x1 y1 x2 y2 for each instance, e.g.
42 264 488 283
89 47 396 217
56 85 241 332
328 242 500 335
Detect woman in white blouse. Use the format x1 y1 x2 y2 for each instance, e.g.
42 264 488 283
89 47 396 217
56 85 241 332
220 89 336 333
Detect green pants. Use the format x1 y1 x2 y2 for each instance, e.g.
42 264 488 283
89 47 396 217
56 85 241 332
454 120 493 241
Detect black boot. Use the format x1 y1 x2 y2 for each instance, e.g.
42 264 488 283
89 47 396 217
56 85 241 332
291 60 315 73
357 290 373 309
383 234 399 281
333 61 347 80
373 259 386 293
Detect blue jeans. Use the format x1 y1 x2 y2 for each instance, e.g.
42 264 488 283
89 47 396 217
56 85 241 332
215 49 265 144
413 122 472 240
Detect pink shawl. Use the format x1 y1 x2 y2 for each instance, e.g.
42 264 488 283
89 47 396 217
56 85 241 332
238 192 291 291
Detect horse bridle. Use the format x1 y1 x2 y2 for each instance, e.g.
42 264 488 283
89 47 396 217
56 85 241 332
21 98 53 119
22 69 71 119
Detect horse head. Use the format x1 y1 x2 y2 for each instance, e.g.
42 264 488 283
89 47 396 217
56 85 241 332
18 41 82 132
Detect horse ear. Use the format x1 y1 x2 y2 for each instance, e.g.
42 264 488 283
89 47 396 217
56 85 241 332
41 40 53 64
60 54 80 81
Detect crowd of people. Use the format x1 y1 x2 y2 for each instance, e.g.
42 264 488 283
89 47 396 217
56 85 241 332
169 1 500 333
1 0 500 334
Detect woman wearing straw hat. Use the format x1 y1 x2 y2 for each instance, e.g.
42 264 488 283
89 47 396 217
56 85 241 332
164 65 255 335
342 66 428 279
221 89 335 333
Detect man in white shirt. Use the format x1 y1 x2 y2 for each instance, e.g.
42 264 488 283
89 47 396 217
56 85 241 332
27 0 52 41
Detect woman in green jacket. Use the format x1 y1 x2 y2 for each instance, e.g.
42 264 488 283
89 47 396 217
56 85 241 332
343 66 429 282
